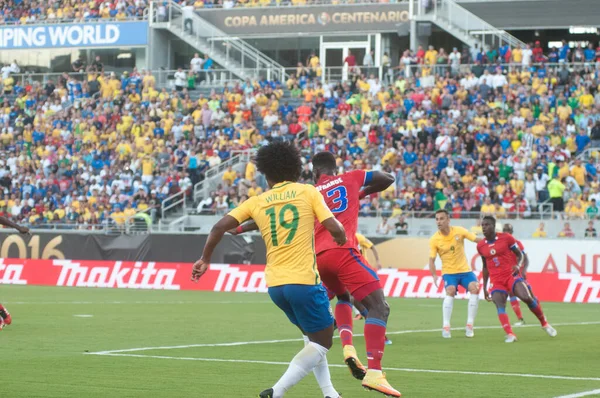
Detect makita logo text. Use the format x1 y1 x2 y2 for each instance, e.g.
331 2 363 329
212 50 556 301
212 264 267 293
53 260 181 290
0 259 27 285
560 274 600 303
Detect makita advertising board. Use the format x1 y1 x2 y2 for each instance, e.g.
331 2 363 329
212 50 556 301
1 259 598 303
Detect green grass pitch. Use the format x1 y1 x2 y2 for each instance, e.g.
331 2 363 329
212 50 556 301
1 285 599 398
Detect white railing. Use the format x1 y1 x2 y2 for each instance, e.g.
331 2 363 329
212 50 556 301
193 149 255 202
423 0 524 49
151 0 287 81
576 147 600 164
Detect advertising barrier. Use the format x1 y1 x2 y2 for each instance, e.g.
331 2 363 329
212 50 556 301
1 259 598 303
0 232 266 264
0 21 148 49
0 232 599 275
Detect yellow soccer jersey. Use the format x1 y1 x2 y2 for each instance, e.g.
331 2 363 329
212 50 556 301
356 233 373 260
228 181 334 287
429 226 477 275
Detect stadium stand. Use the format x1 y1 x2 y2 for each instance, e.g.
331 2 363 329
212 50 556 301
0 33 599 231
0 0 148 24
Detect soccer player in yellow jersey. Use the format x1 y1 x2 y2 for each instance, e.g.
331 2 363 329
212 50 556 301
428 210 481 339
191 142 346 398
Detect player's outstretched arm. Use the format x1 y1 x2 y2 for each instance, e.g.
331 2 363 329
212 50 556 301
0 216 29 235
428 257 439 287
359 171 395 199
321 217 347 246
192 215 240 282
510 246 525 275
370 245 382 269
228 220 258 235
521 252 530 279
481 257 491 301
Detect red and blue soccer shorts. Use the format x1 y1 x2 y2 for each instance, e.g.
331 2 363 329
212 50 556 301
317 247 381 302
490 272 526 296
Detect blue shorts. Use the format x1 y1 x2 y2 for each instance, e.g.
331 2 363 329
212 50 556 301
442 272 478 290
268 284 334 333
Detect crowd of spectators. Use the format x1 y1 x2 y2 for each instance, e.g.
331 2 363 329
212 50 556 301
201 42 600 228
0 0 148 24
0 39 599 233
0 0 404 23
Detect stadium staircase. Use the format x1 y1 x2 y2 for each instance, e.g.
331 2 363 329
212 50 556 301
150 1 286 82
157 88 303 231
414 0 525 50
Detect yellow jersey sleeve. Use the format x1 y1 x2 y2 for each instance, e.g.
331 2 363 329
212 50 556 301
228 196 256 224
458 226 478 242
429 235 438 258
356 233 373 250
309 185 334 223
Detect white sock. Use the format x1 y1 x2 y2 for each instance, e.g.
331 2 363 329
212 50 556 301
272 341 328 398
467 293 479 325
443 295 454 327
353 306 360 316
303 336 338 398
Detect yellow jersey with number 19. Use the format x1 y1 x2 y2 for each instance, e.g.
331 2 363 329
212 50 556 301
228 181 334 287
429 226 477 275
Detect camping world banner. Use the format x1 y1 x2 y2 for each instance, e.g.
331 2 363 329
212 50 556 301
0 21 148 49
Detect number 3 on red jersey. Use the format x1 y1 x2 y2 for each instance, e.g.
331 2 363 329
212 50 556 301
326 186 348 213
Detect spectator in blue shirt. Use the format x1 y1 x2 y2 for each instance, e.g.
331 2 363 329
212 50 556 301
403 145 417 165
575 129 591 153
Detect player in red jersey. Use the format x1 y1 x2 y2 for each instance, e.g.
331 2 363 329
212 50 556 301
0 216 30 330
477 216 557 343
311 152 401 397
502 223 530 326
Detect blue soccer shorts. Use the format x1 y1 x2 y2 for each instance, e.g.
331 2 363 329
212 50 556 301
442 271 478 290
268 283 334 333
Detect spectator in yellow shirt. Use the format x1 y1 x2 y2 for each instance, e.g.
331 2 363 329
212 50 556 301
509 173 524 195
570 159 586 188
245 159 257 181
247 181 263 197
424 45 438 66
532 222 547 238
480 197 495 216
222 166 236 186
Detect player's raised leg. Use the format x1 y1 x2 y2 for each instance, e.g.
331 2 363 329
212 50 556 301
513 280 557 337
509 295 525 326
359 288 401 397
319 263 366 380
465 277 480 338
491 290 517 343
0 303 11 326
261 284 340 398
301 335 340 398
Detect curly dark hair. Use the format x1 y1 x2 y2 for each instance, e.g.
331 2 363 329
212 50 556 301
256 141 302 184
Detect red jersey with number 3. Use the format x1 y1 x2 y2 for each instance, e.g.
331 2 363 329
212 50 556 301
476 233 520 281
314 170 368 255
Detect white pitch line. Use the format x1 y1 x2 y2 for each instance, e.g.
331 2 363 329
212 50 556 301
86 321 600 355
554 389 600 398
86 353 600 383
